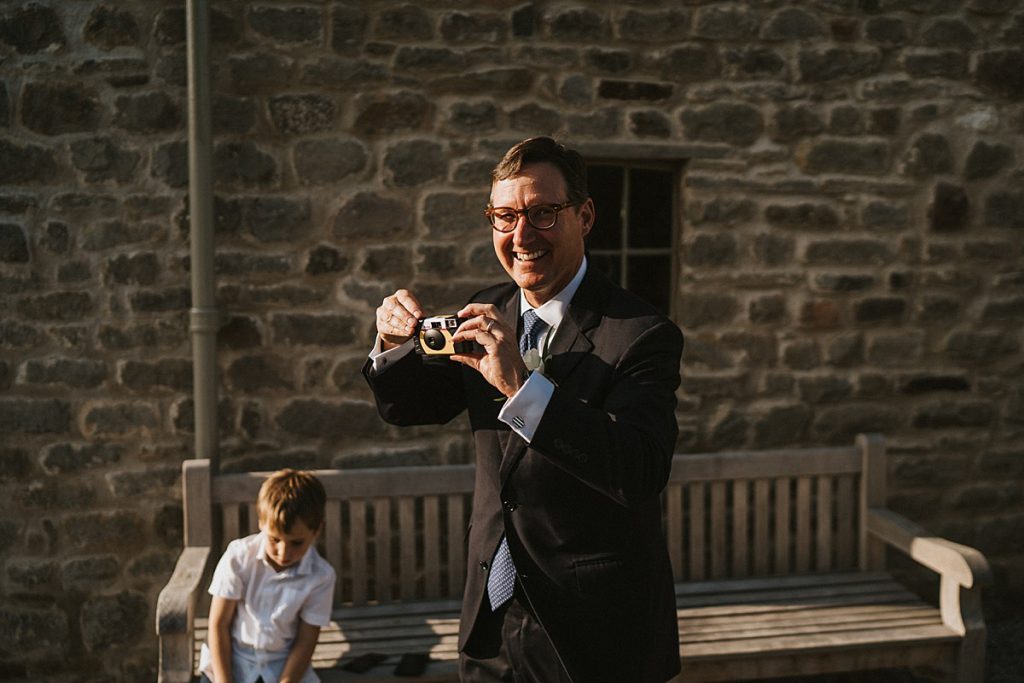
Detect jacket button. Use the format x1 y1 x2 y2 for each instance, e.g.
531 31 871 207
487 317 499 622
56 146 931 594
502 500 517 512
479 561 489 571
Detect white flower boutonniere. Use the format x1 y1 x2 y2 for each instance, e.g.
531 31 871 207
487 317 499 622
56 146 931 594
523 321 555 376
523 348 543 373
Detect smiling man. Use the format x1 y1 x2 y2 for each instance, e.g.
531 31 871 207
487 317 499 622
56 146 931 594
363 137 684 683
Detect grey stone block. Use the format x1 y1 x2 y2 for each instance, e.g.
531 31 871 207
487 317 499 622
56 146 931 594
249 6 322 43
334 192 413 241
271 314 358 347
384 140 446 187
974 50 1024 101
0 140 60 185
0 4 65 54
81 591 147 652
376 5 432 41
441 11 506 43
276 399 384 437
227 355 295 393
681 103 763 146
83 403 160 437
84 6 139 50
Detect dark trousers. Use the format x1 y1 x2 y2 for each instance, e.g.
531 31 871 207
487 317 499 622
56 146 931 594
460 583 572 683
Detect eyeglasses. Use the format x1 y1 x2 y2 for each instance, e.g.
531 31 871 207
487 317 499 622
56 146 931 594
485 201 580 232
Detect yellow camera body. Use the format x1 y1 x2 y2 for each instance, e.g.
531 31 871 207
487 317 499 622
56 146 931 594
415 314 476 356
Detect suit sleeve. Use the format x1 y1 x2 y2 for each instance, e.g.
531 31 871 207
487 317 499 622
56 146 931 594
530 320 683 506
362 349 467 426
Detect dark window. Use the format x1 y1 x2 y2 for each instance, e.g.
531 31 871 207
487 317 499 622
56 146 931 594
586 163 677 316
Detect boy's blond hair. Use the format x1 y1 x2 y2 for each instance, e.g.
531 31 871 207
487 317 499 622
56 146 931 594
257 469 326 533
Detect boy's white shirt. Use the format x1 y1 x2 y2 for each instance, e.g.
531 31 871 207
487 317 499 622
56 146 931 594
199 531 336 683
367 258 587 443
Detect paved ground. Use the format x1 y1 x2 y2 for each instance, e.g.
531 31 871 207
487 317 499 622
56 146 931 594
746 614 1024 682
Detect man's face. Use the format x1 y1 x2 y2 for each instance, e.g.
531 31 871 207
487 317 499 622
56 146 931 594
260 518 320 572
490 162 594 307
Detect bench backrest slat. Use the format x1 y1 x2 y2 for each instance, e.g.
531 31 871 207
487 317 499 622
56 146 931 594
423 496 441 599
775 477 791 574
664 444 868 583
753 479 771 574
374 498 392 602
446 494 466 597
325 500 342 603
187 438 881 607
837 475 856 569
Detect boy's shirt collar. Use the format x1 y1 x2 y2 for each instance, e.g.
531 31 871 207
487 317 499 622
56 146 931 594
256 530 316 576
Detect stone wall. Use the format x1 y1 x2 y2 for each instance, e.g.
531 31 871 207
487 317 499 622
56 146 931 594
1 0 1022 678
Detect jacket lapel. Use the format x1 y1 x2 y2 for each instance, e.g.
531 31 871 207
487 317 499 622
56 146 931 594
497 267 608 485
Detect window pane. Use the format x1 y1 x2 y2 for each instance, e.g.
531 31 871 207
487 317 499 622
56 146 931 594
627 168 673 249
586 165 623 250
589 252 622 288
626 255 671 315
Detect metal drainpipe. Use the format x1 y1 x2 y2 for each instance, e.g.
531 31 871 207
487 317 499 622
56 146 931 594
186 0 219 475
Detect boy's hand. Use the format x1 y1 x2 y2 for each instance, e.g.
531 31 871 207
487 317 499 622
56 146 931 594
279 620 321 683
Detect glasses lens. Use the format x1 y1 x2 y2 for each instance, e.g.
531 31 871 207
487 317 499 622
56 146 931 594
490 209 517 232
528 205 558 229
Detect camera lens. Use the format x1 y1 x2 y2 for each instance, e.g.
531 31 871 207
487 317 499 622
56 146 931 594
423 328 446 351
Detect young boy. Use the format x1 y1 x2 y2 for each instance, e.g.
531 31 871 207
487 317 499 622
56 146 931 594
198 469 336 683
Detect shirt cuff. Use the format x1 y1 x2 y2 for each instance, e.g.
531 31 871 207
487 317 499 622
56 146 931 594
498 372 555 443
368 336 414 375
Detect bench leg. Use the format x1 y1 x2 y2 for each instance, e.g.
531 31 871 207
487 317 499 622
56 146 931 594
159 632 195 683
954 626 985 683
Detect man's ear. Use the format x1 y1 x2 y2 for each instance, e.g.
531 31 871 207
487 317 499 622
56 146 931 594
579 197 595 237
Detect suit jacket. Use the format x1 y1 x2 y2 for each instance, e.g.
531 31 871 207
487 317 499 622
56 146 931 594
363 267 684 683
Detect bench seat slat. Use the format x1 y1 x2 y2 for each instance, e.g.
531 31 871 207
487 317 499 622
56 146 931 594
681 614 942 643
677 580 918 608
682 603 938 630
316 660 459 683
675 571 893 595
681 623 959 659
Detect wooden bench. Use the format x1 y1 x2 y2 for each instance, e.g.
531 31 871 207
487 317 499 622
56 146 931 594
156 434 991 683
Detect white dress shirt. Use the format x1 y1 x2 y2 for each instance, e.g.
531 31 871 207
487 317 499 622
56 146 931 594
368 258 588 444
199 532 336 683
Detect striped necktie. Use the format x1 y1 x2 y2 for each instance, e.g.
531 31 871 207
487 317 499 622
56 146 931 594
487 309 547 611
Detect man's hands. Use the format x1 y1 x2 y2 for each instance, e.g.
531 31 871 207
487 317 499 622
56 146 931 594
452 302 530 399
375 289 423 350
377 292 529 398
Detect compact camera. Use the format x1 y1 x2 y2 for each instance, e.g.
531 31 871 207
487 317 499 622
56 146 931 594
414 314 481 356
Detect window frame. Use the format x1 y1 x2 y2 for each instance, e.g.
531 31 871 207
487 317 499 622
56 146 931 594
585 159 683 321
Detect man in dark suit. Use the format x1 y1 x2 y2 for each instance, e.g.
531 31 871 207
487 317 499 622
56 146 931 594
364 137 683 683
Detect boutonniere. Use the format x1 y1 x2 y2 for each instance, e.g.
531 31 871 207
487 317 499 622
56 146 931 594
522 327 554 376
522 348 544 373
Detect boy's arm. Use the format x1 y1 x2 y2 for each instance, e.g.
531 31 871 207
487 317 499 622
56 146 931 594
279 620 321 683
208 596 238 683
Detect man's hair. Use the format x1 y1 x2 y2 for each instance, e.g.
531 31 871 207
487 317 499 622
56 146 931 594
492 137 589 204
257 468 326 533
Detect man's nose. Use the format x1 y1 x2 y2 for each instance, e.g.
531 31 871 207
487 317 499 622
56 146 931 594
511 216 535 244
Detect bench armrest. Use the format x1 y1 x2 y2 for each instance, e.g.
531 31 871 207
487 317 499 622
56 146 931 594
868 506 990 639
156 546 212 683
867 507 991 589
